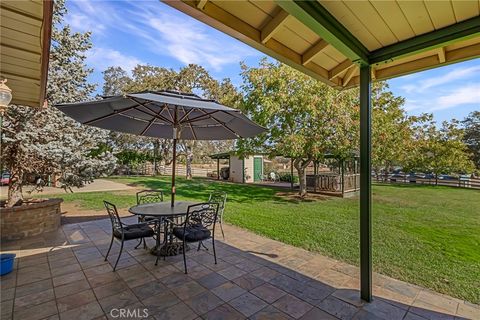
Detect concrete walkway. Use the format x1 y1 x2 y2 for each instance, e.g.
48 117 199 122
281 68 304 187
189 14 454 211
0 179 134 197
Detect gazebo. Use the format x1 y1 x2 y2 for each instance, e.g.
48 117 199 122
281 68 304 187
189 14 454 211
163 0 480 302
307 154 360 197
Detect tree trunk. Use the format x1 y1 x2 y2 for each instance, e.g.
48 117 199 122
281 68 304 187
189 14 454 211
293 157 312 198
297 166 307 197
7 171 24 207
186 146 193 180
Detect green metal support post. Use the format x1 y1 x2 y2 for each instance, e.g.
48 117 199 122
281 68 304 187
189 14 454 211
359 64 372 302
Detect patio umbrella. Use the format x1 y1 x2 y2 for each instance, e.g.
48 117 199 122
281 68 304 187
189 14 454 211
56 90 265 206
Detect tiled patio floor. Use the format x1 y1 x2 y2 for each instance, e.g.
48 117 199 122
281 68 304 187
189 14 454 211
1 217 478 320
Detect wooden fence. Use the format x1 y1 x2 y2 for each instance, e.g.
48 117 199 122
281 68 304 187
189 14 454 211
373 175 480 190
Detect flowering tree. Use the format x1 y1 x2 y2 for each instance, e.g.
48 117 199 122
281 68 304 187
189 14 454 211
1 0 116 207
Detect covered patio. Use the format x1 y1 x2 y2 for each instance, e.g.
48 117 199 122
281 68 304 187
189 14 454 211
1 216 477 320
163 0 480 303
1 0 480 319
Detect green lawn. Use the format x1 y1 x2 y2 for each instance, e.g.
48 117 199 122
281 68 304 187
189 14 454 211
48 176 480 303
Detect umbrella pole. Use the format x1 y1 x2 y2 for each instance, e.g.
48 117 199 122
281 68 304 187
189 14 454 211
171 138 177 207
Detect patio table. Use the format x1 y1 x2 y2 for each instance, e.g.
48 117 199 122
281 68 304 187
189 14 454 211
128 201 195 257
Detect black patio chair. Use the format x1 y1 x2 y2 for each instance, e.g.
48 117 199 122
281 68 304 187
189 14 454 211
103 201 155 271
208 191 227 239
135 190 164 248
161 202 219 274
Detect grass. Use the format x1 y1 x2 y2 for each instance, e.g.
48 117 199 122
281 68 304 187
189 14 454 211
46 176 479 304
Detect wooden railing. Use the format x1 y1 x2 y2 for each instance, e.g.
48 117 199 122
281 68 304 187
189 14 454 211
306 173 360 193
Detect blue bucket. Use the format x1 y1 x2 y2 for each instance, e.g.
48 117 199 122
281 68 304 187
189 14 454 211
0 253 16 276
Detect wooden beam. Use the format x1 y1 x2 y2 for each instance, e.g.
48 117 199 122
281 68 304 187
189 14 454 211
196 0 207 10
162 0 342 88
328 59 354 80
302 40 328 65
438 47 446 63
261 9 289 44
342 66 356 87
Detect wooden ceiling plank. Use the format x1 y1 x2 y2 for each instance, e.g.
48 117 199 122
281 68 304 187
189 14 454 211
424 1 456 29
397 1 435 36
214 0 268 30
370 1 415 42
328 59 354 80
451 1 480 22
302 40 328 65
342 0 398 46
261 9 289 44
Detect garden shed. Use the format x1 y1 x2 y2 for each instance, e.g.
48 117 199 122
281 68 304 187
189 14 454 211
210 152 264 183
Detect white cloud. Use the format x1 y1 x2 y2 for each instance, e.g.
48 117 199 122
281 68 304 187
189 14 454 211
144 15 254 71
401 65 480 93
65 12 105 34
86 47 145 73
66 1 259 72
430 84 480 111
402 84 480 113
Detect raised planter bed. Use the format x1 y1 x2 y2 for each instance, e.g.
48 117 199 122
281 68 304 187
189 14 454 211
1 198 63 241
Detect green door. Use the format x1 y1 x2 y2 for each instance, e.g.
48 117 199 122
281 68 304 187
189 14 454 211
253 157 263 182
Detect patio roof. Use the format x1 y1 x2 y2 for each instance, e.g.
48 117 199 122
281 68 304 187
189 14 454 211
0 0 53 107
163 0 480 89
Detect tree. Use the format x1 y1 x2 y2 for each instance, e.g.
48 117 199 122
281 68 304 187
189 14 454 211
2 0 116 207
102 67 131 96
239 59 358 197
414 120 474 182
462 111 480 171
102 64 240 178
370 82 430 181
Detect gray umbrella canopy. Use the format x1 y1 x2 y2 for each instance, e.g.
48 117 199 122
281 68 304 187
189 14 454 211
56 90 265 207
56 90 265 140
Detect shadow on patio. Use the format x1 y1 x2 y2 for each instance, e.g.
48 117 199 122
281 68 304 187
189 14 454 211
1 217 477 320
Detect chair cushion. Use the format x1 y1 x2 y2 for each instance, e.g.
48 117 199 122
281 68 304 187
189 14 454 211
114 223 154 240
173 224 211 242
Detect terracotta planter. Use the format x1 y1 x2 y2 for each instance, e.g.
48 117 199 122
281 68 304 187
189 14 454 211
0 198 63 241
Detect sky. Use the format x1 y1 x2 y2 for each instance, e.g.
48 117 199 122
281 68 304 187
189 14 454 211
66 0 479 123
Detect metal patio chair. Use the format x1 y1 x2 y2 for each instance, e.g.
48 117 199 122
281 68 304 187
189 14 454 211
103 201 155 271
208 191 227 239
164 202 220 274
135 190 164 248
